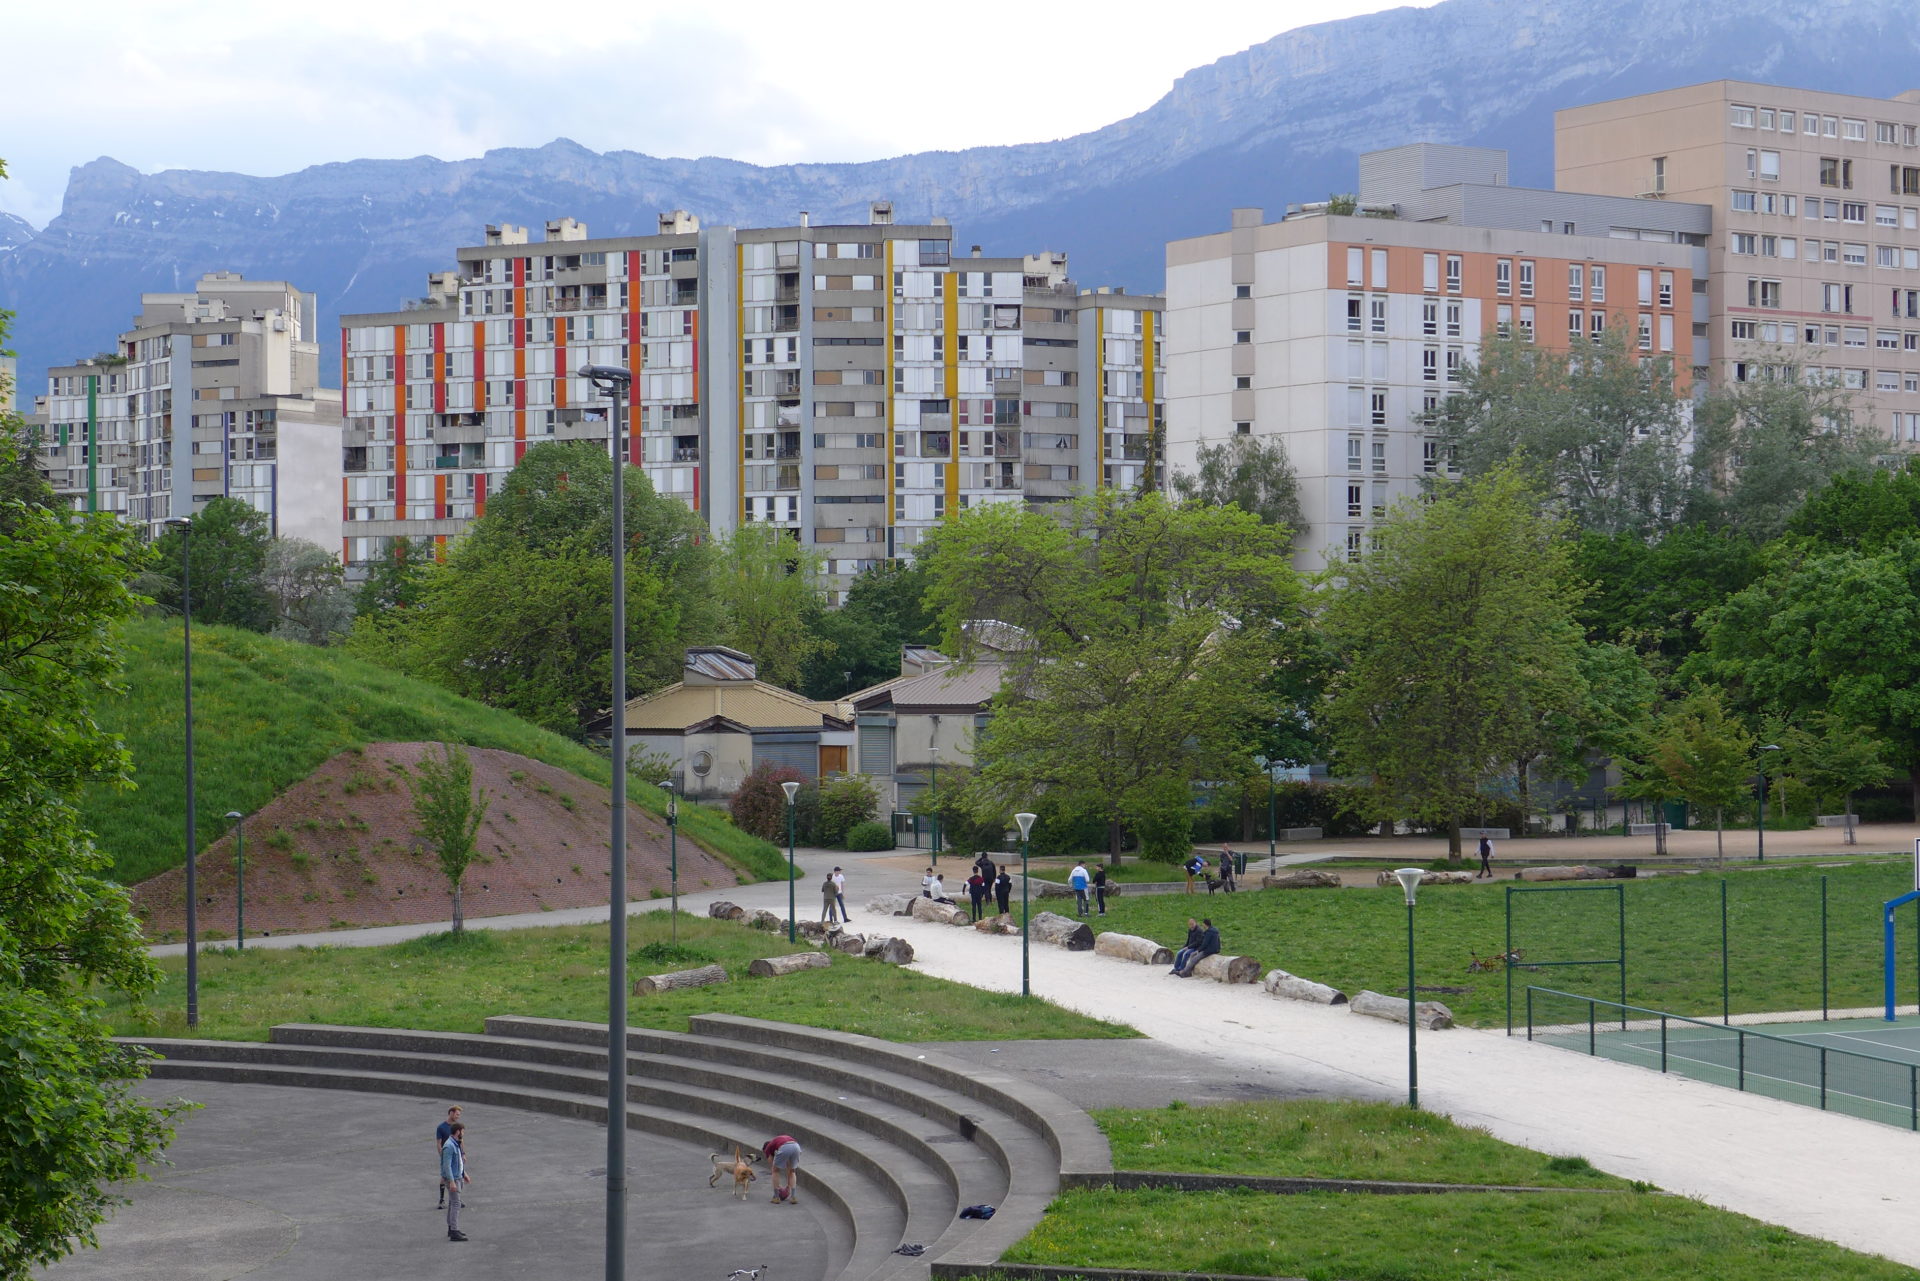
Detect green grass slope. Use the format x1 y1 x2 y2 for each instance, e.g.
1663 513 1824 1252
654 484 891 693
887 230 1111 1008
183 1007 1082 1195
92 617 782 885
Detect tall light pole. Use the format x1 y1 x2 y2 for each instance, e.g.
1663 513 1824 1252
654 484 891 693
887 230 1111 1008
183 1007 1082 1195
1255 754 1279 872
782 781 801 942
164 515 199 1029
1393 867 1426 1110
1757 743 1781 862
225 811 246 950
662 780 679 942
929 746 941 865
581 363 632 1281
1015 812 1037 997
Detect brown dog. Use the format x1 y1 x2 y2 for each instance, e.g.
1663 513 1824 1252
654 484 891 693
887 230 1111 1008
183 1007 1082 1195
708 1145 759 1199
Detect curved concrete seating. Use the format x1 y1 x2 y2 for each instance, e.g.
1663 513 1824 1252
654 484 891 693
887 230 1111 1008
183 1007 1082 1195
130 1014 1106 1281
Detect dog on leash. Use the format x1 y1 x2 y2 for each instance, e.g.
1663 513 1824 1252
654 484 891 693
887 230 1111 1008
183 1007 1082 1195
709 1145 760 1199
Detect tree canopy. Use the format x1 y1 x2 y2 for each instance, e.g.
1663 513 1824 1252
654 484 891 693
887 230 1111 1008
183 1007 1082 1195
1169 434 1306 538
147 496 275 632
715 523 828 691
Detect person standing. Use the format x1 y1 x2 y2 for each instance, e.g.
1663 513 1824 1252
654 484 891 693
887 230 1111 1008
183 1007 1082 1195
1218 846 1237 893
441 1120 470 1241
1068 862 1091 917
976 853 997 885
435 1106 464 1210
1477 834 1495 879
966 871 987 922
1092 865 1110 916
831 866 849 919
994 869 1013 916
820 871 841 923
762 1133 803 1204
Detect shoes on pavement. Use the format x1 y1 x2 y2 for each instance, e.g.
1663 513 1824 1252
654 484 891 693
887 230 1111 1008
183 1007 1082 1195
448 1231 469 1242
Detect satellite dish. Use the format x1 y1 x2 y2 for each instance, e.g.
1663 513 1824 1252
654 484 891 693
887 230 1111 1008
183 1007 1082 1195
690 750 713 778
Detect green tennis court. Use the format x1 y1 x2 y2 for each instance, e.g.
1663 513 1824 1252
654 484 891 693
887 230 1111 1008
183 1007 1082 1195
1527 987 1920 1130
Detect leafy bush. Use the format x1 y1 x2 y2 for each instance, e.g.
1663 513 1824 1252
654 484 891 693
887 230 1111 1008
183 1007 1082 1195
729 762 807 842
843 820 894 851
1126 777 1197 864
817 773 879 847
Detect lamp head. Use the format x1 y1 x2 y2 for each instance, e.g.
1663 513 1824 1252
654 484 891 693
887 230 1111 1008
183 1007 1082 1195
164 516 191 530
1393 866 1425 906
780 780 801 804
1760 743 1781 752
659 779 675 794
224 811 243 821
929 747 939 761
579 364 632 389
1014 811 1037 840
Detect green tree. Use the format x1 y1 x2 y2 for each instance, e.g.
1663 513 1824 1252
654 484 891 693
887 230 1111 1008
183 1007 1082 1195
408 743 491 935
1324 468 1588 859
1426 329 1692 539
1774 712 1896 845
262 538 355 646
1573 524 1762 666
716 524 829 690
354 536 436 615
1782 462 1920 555
1631 687 1756 865
1169 435 1306 538
920 489 1311 863
148 496 274 631
1513 640 1659 824
0 460 183 1275
814 773 878 848
1691 367 1882 539
798 560 940 699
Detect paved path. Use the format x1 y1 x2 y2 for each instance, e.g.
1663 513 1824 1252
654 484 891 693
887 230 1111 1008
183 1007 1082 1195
141 834 1920 1269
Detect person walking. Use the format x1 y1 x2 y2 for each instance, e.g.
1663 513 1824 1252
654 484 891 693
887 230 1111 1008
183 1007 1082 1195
1069 862 1091 917
994 869 1013 916
435 1106 464 1211
831 866 849 919
966 871 988 922
762 1133 803 1204
1477 834 1495 879
1092 864 1110 916
1169 918 1203 976
820 871 841 923
441 1120 470 1241
1174 918 1222 978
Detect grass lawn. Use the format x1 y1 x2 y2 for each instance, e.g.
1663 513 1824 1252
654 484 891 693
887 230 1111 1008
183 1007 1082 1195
107 915 1138 1044
95 618 783 885
1070 860 1911 1027
1094 1100 1629 1188
991 1187 1916 1281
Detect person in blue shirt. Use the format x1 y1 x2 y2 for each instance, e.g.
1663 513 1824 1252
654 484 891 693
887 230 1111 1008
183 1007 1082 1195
435 1106 463 1210
1069 863 1090 917
441 1120 470 1240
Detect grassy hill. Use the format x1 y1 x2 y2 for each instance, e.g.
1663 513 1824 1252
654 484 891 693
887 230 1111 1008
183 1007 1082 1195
91 617 783 885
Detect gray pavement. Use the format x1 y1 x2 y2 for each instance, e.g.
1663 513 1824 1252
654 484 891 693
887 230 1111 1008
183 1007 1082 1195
37 1081 825 1281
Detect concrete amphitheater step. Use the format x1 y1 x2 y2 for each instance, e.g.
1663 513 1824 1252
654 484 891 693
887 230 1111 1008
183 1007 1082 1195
133 1043 883 1279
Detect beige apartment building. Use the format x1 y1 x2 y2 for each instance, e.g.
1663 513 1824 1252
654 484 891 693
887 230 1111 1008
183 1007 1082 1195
338 207 1162 598
1165 145 1708 569
32 273 343 545
1559 81 1920 445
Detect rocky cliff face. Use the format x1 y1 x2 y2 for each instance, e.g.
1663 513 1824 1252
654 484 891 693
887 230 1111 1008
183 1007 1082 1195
6 0 1920 386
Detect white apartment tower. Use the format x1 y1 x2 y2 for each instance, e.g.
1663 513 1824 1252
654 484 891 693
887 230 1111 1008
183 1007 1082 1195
32 273 343 545
338 209 1162 598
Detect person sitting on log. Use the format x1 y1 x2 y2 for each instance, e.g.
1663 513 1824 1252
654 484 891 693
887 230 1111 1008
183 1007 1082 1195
1173 919 1221 978
1169 918 1203 976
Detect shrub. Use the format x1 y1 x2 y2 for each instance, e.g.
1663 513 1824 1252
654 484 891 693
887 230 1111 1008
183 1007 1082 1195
729 762 807 842
817 773 879 847
843 820 894 851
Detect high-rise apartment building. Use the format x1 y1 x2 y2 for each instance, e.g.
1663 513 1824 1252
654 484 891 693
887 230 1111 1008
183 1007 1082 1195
1165 145 1708 569
31 273 342 544
338 207 1162 598
1558 81 1920 445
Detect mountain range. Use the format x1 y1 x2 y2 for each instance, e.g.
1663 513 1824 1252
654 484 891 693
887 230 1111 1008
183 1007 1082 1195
7 0 1920 389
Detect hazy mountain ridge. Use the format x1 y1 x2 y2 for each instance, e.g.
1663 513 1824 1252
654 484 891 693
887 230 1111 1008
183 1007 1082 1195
7 0 1920 386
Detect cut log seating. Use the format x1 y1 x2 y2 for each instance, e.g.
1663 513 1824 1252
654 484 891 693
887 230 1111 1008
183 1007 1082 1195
1515 865 1614 882
633 963 727 994
748 952 831 978
865 893 918 917
1093 932 1172 966
1187 953 1263 984
834 932 868 954
1260 870 1341 890
974 913 1021 935
1374 869 1475 887
745 908 787 930
1349 989 1455 1029
1281 826 1324 840
909 896 972 926
1262 968 1347 1005
1028 911 1095 951
706 901 747 921
127 1011 1106 1281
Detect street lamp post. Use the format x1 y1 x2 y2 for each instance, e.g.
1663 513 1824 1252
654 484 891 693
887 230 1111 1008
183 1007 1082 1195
662 780 679 942
929 746 941 865
225 811 245 950
1015 812 1037 997
1757 743 1781 862
1393 867 1426 1110
164 516 199 1029
782 780 801 942
581 363 632 1281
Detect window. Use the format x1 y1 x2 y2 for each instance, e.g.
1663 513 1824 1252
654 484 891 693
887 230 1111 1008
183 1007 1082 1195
1445 301 1462 338
1639 269 1654 306
1878 329 1902 349
1731 104 1756 128
1347 435 1362 471
1759 150 1781 181
1591 266 1606 302
1733 233 1758 255
1347 483 1363 518
1659 315 1674 353
1780 111 1797 135
1235 284 1252 298
1569 263 1584 300
1823 115 1840 138
1369 297 1387 334
1750 278 1782 308
1346 296 1363 332
1844 243 1868 265
1346 527 1363 562
1822 283 1855 313
1844 118 1868 142
1898 167 1920 196
1880 122 1900 145
1495 259 1512 297
1823 240 1840 262
1519 306 1536 340
1421 300 1438 336
1568 309 1584 341
1234 330 1251 344
1638 313 1653 350
1421 347 1439 382
1445 255 1462 293
1423 439 1440 473
1652 156 1667 194
1370 248 1388 289
1732 190 1757 212
1589 312 1606 342
1821 158 1842 188
1235 375 1251 389
1422 253 1440 292
1445 349 1462 382
1759 108 1775 131
1879 245 1900 268
1371 439 1387 474
1235 421 1251 436
1878 204 1901 226
1496 303 1513 337
1844 202 1868 223
1370 389 1387 426
1346 247 1364 286
1518 260 1535 298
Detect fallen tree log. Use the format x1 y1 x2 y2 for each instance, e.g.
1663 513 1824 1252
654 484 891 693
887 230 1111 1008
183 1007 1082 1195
1030 911 1096 951
866 893 917 917
1373 869 1475 888
909 896 972 926
1515 865 1612 882
833 932 867 954
1094 932 1173 965
974 913 1021 935
1259 870 1341 890
748 952 831 978
1349 989 1454 1029
869 937 914 965
1189 953 1264 984
707 901 746 921
633 963 728 995
1263 969 1347 1004
745 908 786 932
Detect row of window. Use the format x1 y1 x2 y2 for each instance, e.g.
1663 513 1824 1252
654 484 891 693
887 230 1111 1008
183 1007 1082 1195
1731 104 1918 147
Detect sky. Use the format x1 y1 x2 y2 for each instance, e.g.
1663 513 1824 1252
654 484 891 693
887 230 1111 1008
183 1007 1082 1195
1 0 1441 230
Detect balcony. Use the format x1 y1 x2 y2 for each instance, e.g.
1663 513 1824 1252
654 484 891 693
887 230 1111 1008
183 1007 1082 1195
671 447 702 462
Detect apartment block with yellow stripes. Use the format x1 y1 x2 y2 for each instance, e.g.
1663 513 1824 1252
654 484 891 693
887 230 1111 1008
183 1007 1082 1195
338 205 1161 599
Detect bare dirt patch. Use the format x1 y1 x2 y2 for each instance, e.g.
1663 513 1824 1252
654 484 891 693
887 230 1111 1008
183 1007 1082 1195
133 742 738 941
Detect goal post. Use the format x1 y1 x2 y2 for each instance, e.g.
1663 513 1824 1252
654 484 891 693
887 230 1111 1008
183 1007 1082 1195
1884 888 1920 1022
